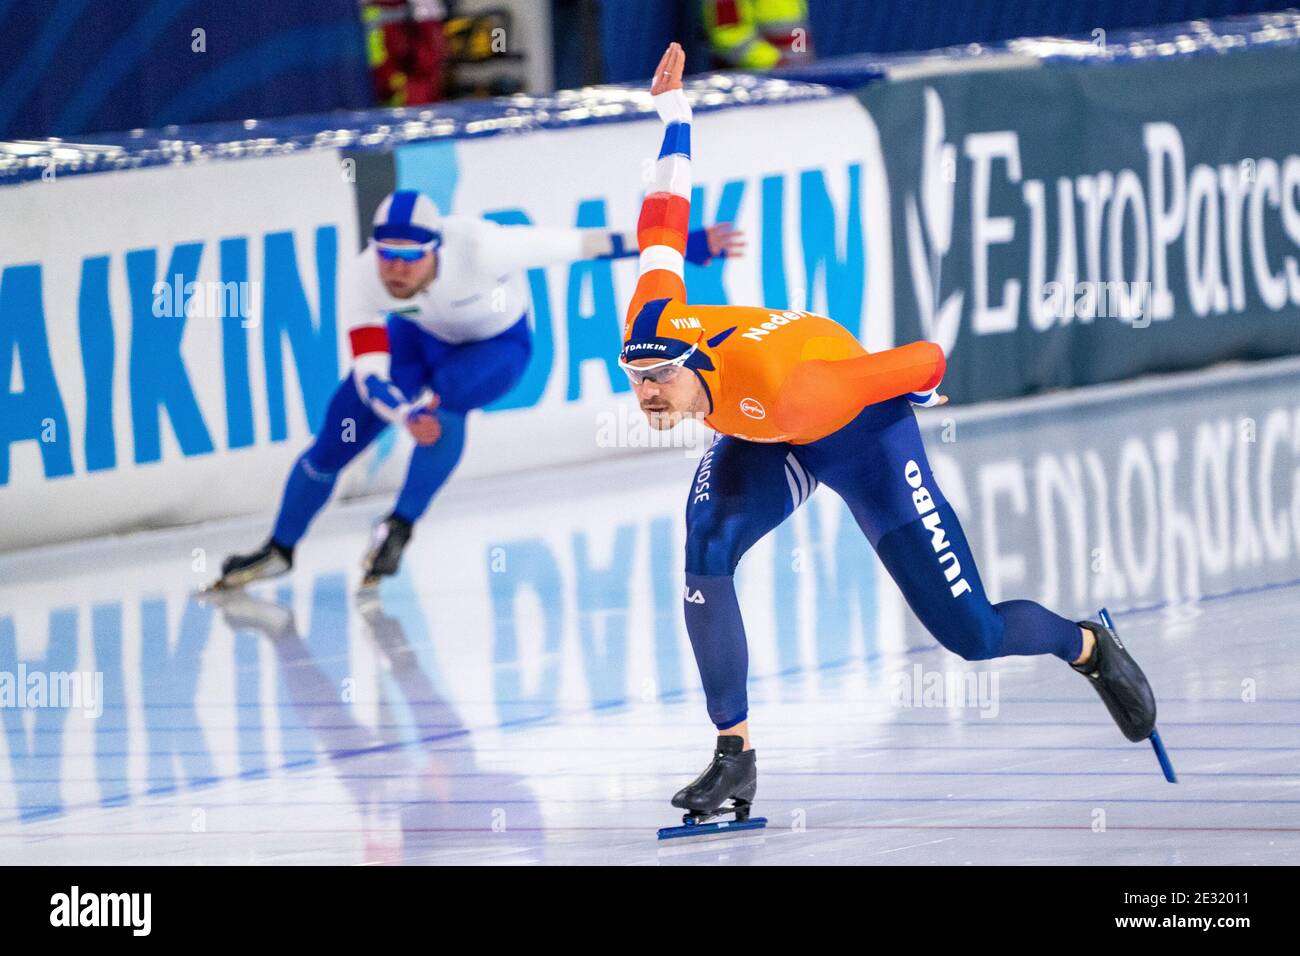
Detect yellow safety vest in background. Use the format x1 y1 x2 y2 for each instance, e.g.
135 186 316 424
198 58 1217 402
703 0 813 70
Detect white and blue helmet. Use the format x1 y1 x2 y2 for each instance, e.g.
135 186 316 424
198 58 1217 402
372 190 442 246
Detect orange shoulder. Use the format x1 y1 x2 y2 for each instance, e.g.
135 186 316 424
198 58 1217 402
694 309 864 442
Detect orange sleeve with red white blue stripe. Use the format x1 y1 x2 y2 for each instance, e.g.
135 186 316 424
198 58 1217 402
626 89 692 326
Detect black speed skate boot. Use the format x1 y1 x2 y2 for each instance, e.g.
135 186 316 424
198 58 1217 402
659 736 767 839
360 515 413 590
1073 616 1156 742
206 539 293 591
1073 609 1176 782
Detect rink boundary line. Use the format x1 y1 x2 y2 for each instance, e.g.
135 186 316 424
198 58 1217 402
12 743 1300 762
5 796 1294 805
5 789 1296 811
15 715 1300 753
12 715 1291 732
2 825 1296 836
31 693 1300 710
1104 573 1300 622
4 717 1290 732
17 769 1297 784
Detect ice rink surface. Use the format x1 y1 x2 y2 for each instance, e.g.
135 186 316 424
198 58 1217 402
2 359 1299 865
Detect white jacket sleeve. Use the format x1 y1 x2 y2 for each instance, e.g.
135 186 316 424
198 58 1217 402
466 219 599 274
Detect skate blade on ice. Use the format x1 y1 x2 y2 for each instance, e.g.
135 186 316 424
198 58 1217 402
657 816 768 840
199 571 266 594
199 575 245 595
1098 607 1177 784
657 800 767 840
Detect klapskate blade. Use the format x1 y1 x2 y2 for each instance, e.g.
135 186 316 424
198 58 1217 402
657 817 767 840
1149 728 1177 783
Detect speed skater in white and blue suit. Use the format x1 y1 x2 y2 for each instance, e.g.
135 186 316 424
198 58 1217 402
211 188 745 590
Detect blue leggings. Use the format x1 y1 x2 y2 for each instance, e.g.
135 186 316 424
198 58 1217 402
271 315 531 546
683 397 1084 729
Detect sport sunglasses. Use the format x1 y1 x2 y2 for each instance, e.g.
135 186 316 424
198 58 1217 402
376 240 439 262
618 339 701 385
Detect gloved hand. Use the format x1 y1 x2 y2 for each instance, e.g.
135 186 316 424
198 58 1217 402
362 373 413 423
685 223 745 265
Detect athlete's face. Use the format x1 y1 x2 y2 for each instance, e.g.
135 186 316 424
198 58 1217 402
628 360 708 430
376 241 438 298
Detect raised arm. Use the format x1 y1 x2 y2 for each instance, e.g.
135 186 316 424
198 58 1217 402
626 42 692 326
465 220 587 275
468 219 732 274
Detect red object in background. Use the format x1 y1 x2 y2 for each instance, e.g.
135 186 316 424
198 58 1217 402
714 0 741 28
366 0 448 106
764 25 813 63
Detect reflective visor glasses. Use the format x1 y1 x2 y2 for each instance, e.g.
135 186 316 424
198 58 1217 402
618 340 700 385
376 241 437 262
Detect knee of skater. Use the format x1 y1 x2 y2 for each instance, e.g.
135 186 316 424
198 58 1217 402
944 618 1004 661
684 523 742 576
299 453 338 483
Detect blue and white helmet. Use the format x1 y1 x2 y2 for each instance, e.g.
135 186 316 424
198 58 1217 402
372 190 442 246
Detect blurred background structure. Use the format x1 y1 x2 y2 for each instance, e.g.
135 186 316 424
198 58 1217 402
0 0 1288 139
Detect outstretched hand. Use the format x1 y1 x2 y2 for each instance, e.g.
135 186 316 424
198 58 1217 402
651 42 684 96
706 222 747 260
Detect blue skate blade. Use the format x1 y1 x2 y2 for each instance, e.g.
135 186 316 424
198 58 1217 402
657 817 768 840
1099 607 1176 782
1149 728 1178 783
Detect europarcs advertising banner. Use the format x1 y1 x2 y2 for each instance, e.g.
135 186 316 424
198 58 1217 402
864 44 1300 403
